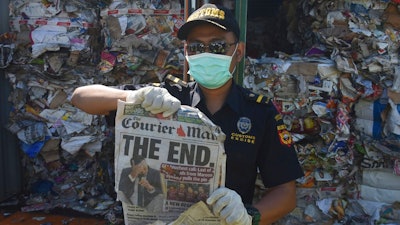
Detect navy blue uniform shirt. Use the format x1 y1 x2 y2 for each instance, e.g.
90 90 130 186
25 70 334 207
112 77 304 204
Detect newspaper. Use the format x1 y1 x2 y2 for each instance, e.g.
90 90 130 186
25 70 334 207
114 100 227 225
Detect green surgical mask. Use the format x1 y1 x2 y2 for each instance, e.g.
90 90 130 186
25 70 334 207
186 45 237 89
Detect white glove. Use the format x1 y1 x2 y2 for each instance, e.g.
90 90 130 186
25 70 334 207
206 187 252 225
126 86 181 117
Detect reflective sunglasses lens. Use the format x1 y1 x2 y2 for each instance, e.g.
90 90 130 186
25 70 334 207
187 43 198 54
187 43 206 54
187 41 228 54
209 42 227 54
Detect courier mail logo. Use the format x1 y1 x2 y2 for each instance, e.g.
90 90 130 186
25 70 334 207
121 117 217 141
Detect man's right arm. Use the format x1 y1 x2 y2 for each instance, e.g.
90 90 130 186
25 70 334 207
71 84 181 117
71 84 128 115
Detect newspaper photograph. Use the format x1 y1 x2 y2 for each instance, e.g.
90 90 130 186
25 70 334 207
114 100 227 225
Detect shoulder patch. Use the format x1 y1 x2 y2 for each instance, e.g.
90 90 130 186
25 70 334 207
278 128 293 147
274 113 283 121
165 74 188 87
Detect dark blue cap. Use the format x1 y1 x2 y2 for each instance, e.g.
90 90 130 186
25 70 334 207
177 4 240 40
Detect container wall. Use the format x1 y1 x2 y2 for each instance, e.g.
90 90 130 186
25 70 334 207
0 0 22 202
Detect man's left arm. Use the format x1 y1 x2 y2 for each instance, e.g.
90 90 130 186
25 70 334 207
253 180 297 225
251 108 302 224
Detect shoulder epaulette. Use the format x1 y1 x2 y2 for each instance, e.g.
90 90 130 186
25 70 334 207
165 74 188 87
246 91 272 105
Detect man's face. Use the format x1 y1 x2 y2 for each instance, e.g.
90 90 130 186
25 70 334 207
140 160 148 175
131 159 148 175
185 23 241 73
198 186 204 193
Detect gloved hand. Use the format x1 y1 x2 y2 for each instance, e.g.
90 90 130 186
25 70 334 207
206 187 252 225
126 86 181 117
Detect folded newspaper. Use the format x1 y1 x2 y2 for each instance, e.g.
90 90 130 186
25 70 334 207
114 100 227 225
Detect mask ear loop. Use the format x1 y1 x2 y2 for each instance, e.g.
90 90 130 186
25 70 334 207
184 42 190 57
183 42 190 82
231 43 238 57
230 43 239 75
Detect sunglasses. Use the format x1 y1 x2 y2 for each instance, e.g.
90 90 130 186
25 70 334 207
186 41 236 55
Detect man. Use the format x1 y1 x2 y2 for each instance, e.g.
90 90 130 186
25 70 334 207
118 155 162 209
71 3 304 225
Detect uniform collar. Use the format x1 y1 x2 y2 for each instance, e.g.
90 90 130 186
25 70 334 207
225 81 243 114
191 83 201 108
191 81 243 115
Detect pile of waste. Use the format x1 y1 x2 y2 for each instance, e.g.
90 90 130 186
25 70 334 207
2 0 400 224
246 0 400 224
